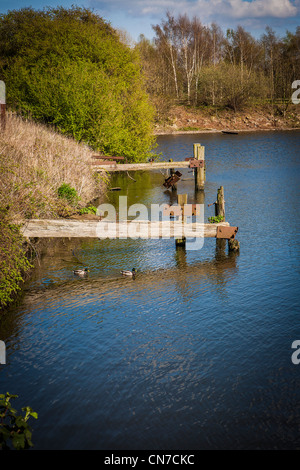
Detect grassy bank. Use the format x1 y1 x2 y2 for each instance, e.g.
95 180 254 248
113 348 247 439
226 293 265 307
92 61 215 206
0 112 108 311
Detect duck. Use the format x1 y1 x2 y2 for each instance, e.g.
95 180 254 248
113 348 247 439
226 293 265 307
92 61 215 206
73 268 89 275
120 268 136 277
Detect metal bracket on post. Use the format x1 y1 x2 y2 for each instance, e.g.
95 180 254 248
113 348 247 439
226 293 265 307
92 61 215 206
216 226 238 239
186 158 204 168
193 144 205 191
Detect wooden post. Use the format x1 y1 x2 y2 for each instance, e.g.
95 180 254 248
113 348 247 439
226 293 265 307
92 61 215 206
215 186 226 251
194 143 205 191
168 159 177 191
215 186 225 220
213 186 240 252
175 193 187 248
168 159 174 175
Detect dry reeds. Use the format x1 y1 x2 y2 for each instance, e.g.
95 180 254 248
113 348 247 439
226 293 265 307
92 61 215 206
0 112 107 219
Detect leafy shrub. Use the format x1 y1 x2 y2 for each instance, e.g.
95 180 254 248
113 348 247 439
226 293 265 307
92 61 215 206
79 206 97 215
0 6 156 162
0 392 38 450
57 183 79 205
0 208 32 310
208 215 225 223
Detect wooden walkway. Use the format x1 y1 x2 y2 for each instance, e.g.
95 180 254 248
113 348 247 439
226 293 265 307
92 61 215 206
19 219 237 239
91 160 191 172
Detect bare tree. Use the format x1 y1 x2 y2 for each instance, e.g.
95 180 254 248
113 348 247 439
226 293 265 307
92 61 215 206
152 13 180 99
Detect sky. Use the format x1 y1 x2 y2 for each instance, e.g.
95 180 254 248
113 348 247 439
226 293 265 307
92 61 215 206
0 0 299 42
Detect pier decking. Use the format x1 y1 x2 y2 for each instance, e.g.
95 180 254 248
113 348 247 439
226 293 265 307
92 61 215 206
19 219 237 240
91 160 191 172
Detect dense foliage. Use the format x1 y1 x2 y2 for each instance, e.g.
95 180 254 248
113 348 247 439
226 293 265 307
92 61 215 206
0 7 156 162
0 208 32 310
0 392 38 450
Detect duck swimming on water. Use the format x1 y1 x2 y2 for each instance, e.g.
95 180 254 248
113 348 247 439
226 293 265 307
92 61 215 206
120 268 136 277
74 268 89 276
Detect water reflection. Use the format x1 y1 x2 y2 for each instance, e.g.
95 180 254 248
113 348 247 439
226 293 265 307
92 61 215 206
11 238 238 315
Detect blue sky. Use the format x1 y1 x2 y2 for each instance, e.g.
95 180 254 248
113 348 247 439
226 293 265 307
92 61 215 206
0 0 299 41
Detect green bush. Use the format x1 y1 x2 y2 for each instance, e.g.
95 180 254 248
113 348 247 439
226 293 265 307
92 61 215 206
57 183 79 205
0 209 32 310
208 215 225 223
0 392 38 450
79 206 97 215
0 6 156 162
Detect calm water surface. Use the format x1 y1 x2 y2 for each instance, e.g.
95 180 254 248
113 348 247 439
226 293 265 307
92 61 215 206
0 130 299 450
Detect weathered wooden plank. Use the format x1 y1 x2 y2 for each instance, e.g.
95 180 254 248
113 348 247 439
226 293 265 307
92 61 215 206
19 219 231 239
90 161 117 167
92 155 125 160
92 161 191 172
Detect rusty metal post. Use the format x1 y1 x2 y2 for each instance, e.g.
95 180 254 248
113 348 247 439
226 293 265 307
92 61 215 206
0 81 6 131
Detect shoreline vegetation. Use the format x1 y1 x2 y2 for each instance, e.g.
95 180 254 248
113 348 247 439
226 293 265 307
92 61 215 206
0 113 107 311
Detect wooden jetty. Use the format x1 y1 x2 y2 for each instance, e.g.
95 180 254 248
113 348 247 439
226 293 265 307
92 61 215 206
19 219 237 240
92 143 206 191
17 184 239 252
15 145 240 252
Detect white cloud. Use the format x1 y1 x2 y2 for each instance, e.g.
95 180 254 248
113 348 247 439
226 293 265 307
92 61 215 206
90 0 299 20
88 0 300 40
228 0 298 18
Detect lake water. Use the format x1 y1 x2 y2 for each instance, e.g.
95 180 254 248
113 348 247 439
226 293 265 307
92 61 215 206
0 130 299 450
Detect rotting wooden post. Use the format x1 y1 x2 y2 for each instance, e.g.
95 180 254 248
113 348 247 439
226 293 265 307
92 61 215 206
214 186 227 251
194 143 205 191
215 186 225 220
168 159 177 191
214 186 240 252
175 193 187 248
177 193 188 220
0 81 6 131
168 159 174 176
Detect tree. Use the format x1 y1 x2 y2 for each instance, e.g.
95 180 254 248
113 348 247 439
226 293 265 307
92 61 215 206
135 35 173 122
0 6 156 162
152 12 180 100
